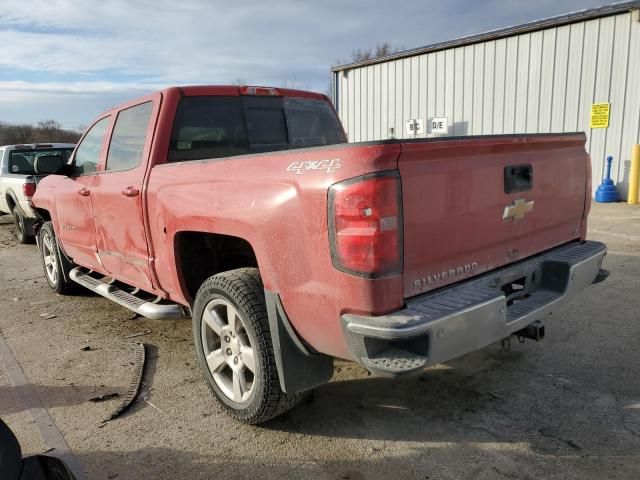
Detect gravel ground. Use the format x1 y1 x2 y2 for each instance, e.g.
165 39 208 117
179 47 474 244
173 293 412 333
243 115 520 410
1 202 639 480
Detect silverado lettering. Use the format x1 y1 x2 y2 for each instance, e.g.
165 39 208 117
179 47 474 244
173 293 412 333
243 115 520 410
413 262 480 290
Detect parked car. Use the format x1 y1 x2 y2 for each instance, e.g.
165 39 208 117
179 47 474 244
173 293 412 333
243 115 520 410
31 85 608 423
0 143 75 243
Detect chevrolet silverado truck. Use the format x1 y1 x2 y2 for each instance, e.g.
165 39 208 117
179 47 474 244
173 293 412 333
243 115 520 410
31 85 608 424
0 143 75 243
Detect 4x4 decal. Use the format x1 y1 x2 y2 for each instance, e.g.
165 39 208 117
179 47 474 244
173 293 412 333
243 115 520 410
286 158 342 175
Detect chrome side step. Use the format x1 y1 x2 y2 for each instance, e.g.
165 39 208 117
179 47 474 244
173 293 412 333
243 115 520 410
69 267 185 320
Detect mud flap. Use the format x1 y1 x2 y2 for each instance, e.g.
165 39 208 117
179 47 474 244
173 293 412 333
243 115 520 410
22 216 35 236
265 290 334 394
11 202 35 236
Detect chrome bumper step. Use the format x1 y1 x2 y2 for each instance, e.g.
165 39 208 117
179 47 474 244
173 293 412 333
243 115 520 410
342 241 608 377
69 267 185 320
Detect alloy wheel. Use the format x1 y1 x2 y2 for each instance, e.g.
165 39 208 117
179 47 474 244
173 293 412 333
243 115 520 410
200 298 256 403
42 233 58 286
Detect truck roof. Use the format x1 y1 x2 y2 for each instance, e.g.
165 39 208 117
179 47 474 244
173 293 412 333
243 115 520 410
175 85 327 100
97 85 328 118
81 85 331 138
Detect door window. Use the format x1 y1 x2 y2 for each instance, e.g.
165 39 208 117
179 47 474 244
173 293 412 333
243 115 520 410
106 102 153 172
73 117 110 175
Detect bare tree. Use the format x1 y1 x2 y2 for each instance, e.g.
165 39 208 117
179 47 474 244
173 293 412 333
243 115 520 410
0 120 82 145
351 47 372 62
329 43 402 103
349 42 401 63
281 75 309 90
37 119 62 131
331 42 403 100
374 42 396 58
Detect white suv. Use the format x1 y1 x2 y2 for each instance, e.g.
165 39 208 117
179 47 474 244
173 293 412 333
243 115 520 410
0 143 75 243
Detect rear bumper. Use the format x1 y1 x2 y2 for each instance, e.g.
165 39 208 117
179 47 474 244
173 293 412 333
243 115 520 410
341 241 607 377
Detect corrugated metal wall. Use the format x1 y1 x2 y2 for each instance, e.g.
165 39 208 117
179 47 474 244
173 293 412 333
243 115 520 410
335 10 640 197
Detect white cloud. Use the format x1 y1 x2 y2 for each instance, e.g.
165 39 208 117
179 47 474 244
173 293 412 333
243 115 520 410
0 80 167 96
0 81 170 128
0 31 131 73
0 0 610 125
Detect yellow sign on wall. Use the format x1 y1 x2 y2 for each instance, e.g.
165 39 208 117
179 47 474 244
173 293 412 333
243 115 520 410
590 103 610 129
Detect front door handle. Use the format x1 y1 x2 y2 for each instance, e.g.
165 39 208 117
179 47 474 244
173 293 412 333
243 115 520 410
121 186 140 197
77 187 90 196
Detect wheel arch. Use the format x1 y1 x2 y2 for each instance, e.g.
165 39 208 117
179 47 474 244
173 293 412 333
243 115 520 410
178 232 335 396
5 190 18 213
174 230 259 304
31 207 52 240
32 207 52 222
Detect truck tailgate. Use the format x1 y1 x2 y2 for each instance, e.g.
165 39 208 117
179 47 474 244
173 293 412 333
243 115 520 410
399 133 589 298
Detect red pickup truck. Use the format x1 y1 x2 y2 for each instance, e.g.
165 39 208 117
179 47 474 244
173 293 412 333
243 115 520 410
31 85 608 424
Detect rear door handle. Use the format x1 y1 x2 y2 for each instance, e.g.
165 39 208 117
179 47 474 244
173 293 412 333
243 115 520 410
77 187 90 196
121 186 140 197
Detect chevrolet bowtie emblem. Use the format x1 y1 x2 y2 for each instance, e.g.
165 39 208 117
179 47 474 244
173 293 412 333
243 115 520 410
502 198 534 221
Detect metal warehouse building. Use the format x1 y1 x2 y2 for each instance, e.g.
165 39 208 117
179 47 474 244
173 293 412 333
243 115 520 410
332 1 640 197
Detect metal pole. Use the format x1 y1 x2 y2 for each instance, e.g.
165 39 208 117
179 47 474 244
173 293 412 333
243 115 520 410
629 145 640 204
606 155 613 181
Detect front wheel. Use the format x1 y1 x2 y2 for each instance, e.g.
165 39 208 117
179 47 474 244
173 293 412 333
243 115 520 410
192 268 303 424
39 222 77 295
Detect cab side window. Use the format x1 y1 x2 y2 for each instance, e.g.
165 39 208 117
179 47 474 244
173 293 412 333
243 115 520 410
73 117 110 175
106 102 153 172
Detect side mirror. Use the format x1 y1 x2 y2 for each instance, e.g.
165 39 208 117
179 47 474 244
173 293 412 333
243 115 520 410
34 154 64 174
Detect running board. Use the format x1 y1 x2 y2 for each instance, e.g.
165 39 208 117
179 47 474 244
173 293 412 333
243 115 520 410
69 267 185 320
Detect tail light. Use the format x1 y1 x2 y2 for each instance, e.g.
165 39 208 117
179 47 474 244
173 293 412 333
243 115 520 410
328 171 403 278
23 178 36 199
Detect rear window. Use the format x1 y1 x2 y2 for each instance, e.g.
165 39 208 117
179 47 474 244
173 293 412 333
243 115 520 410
168 95 345 162
8 148 74 175
169 97 249 162
245 100 288 151
284 98 345 148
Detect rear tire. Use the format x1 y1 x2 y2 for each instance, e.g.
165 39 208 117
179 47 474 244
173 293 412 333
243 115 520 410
192 268 303 424
12 209 33 244
39 222 77 295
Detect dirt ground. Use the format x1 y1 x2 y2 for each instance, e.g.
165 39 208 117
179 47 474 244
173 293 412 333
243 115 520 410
1 203 639 480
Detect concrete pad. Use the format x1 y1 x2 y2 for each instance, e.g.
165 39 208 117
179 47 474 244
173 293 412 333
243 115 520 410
0 204 639 480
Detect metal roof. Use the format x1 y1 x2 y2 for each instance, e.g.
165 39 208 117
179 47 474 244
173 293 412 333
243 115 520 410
332 0 640 72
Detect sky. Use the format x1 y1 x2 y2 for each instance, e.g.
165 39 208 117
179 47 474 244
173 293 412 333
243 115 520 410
0 0 614 129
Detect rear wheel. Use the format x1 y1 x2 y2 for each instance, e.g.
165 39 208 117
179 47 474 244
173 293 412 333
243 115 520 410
192 268 303 424
12 209 33 244
39 222 77 295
